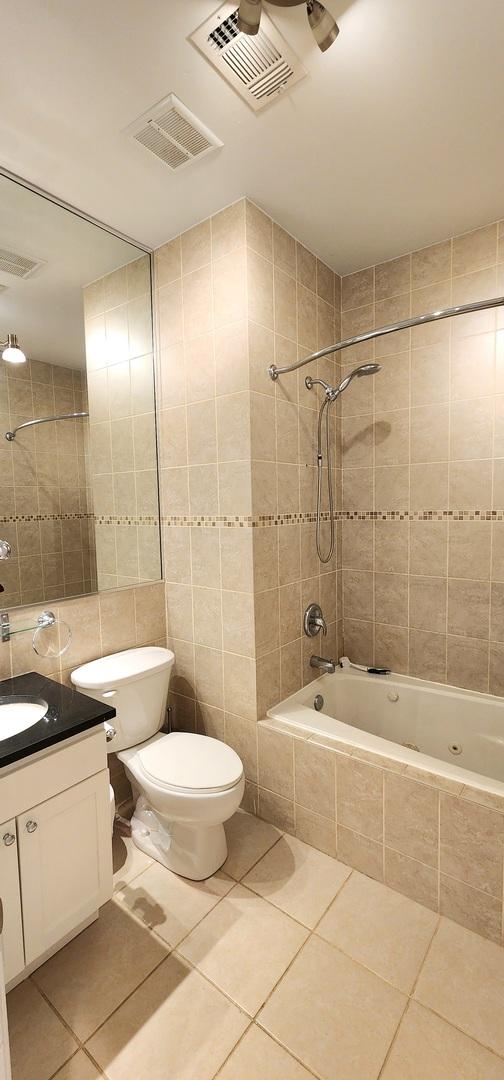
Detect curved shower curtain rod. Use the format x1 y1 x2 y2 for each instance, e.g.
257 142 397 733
5 411 89 441
267 294 504 380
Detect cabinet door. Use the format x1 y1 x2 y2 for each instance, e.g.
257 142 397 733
18 771 112 966
0 820 24 985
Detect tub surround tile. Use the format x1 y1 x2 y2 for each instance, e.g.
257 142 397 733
439 873 502 943
384 774 439 868
384 848 439 912
440 792 504 898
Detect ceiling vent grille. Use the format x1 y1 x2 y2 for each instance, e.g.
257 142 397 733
126 93 223 171
190 3 307 112
0 247 44 279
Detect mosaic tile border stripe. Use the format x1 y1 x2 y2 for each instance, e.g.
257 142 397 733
0 513 159 527
161 509 504 528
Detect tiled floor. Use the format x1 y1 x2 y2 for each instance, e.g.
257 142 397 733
8 811 504 1080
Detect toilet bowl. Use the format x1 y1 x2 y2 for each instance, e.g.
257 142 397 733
71 646 244 880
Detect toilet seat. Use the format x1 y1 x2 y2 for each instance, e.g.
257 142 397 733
134 732 244 795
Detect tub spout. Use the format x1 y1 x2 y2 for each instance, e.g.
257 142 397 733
310 655 337 674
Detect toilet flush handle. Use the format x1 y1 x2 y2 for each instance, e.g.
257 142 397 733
104 723 116 743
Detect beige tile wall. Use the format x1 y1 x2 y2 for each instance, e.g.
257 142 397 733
340 220 504 692
257 717 504 946
84 255 161 590
155 198 342 800
0 356 95 605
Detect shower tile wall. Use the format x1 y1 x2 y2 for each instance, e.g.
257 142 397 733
0 356 95 605
156 198 341 802
340 220 504 692
83 255 161 590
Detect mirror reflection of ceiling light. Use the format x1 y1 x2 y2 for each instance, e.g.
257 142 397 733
238 0 339 52
1 333 26 364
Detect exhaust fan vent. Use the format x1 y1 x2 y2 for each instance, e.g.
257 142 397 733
190 3 307 112
0 247 44 279
126 93 223 171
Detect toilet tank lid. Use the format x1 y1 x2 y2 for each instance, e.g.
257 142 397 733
71 646 174 690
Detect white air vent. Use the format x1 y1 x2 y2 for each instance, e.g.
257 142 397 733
125 94 223 171
190 3 307 112
0 247 44 279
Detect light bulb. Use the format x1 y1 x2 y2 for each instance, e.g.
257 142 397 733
2 345 26 364
2 333 26 364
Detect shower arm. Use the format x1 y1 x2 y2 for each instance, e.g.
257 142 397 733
268 294 504 380
5 412 89 441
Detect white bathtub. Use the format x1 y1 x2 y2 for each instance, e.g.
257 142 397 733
267 667 504 796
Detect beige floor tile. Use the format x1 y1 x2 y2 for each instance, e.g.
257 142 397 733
223 810 282 880
381 1001 504 1079
243 834 350 928
415 918 504 1057
316 871 438 992
178 883 308 1015
217 1024 314 1079
259 935 406 1080
52 1051 104 1079
116 862 234 946
32 899 168 1041
113 832 152 891
87 954 248 1080
7 979 78 1080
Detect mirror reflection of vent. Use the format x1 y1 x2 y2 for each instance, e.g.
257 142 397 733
0 247 44 279
125 94 223 171
190 3 307 112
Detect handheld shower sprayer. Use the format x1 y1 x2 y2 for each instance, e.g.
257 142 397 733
307 363 381 563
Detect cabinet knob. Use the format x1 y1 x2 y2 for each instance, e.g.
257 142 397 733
3 832 15 846
25 820 38 834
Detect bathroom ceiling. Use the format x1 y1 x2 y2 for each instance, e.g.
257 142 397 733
2 0 504 273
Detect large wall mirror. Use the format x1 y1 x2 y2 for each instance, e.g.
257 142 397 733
0 173 161 608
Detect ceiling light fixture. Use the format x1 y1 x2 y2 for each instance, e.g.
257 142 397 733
237 0 339 51
1 333 26 364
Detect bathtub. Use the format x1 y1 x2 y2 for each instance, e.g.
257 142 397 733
267 667 504 796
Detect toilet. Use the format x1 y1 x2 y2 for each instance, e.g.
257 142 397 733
71 646 245 880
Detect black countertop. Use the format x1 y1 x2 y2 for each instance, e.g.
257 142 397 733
0 671 116 769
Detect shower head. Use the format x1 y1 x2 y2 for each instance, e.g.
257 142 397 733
337 363 381 395
305 363 381 402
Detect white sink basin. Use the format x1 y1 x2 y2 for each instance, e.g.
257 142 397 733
0 697 48 740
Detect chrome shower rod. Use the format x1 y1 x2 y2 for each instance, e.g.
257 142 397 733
5 411 89 441
268 294 504 380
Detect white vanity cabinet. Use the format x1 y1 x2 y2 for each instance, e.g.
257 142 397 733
0 727 112 989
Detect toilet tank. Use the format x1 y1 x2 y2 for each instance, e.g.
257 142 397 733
71 647 174 754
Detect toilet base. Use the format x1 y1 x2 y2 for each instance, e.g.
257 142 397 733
130 797 228 880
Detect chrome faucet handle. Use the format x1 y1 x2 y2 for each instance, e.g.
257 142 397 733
304 602 327 638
